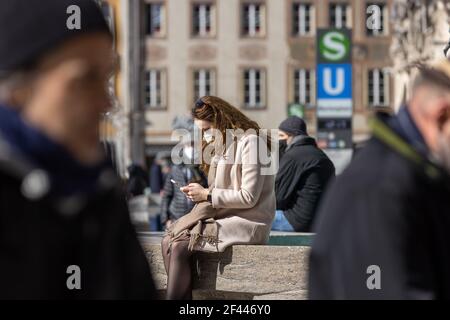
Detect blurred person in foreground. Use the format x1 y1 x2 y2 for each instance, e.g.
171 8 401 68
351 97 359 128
0 0 155 299
309 59 450 299
274 116 335 232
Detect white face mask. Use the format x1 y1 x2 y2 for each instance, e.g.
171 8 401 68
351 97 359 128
183 146 194 160
203 130 214 143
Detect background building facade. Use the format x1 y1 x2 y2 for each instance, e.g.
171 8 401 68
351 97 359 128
141 0 394 164
391 0 450 111
95 0 450 175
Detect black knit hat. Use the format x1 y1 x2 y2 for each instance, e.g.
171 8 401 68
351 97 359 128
0 0 111 76
279 116 308 136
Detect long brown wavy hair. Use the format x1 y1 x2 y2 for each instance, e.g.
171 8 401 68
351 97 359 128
192 96 271 174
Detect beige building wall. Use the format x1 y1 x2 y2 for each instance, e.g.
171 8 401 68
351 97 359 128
144 0 290 145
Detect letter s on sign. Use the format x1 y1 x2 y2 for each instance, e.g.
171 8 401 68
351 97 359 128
322 32 346 61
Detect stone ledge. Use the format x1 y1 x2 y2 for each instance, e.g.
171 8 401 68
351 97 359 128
139 231 315 246
140 237 310 300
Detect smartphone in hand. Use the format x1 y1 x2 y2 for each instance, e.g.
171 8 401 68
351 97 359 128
171 179 191 199
171 179 188 191
170 179 182 187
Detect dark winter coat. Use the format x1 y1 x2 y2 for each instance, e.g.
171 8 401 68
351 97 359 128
309 112 450 299
0 148 157 299
0 106 157 300
275 136 335 232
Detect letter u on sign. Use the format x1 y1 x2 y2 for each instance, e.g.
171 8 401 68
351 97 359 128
323 68 345 95
317 64 352 100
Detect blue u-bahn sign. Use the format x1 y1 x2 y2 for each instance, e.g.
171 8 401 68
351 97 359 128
317 64 352 103
316 29 353 151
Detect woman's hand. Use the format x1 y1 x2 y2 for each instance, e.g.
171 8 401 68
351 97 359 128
180 183 209 202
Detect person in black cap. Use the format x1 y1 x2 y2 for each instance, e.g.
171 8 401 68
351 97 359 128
273 116 335 232
0 0 156 299
309 60 450 299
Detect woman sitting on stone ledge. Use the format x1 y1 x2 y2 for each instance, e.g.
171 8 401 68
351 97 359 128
161 96 276 300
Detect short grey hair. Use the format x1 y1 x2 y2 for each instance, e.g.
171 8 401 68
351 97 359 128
413 65 450 92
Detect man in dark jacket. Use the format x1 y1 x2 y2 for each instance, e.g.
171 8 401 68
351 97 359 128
309 59 450 299
274 116 335 232
0 0 156 299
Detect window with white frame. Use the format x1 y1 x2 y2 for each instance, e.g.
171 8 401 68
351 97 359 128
294 69 315 106
244 69 265 108
329 3 352 29
193 69 215 101
292 3 314 36
242 3 265 37
145 70 166 109
366 3 388 36
146 3 165 37
192 3 215 37
368 68 390 107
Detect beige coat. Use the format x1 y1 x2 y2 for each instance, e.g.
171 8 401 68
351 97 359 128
194 133 276 252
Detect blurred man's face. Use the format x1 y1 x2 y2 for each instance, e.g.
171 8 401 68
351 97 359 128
21 32 115 161
436 120 450 173
278 130 294 144
413 85 450 172
278 130 289 141
433 93 450 173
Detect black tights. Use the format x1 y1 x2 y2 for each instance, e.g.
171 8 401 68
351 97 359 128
161 235 193 300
